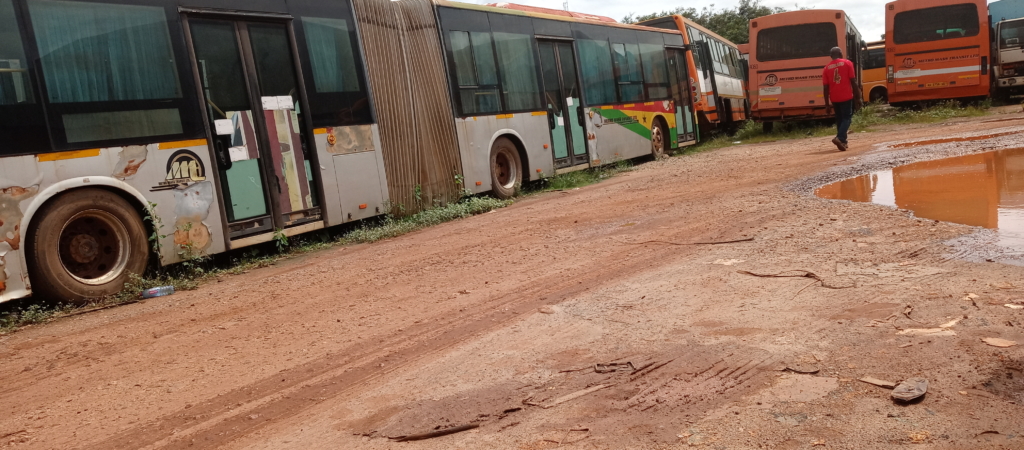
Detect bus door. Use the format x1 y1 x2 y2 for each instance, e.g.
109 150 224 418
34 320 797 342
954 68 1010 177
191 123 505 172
694 41 719 122
538 40 588 169
667 47 696 142
186 17 321 241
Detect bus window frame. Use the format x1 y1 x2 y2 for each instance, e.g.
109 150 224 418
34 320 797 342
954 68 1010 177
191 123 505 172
755 22 839 63
19 0 205 152
0 0 49 156
892 3 980 45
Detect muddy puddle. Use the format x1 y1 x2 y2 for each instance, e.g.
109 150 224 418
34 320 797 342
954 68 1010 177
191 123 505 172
817 147 1024 254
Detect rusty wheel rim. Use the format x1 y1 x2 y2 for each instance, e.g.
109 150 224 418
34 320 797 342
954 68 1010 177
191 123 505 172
57 210 131 286
651 126 665 156
494 150 516 189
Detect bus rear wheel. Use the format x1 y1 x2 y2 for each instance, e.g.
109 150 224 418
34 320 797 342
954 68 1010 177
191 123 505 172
28 188 149 305
489 137 522 199
651 120 667 158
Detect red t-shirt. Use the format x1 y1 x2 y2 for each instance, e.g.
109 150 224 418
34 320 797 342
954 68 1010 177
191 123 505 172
822 58 855 103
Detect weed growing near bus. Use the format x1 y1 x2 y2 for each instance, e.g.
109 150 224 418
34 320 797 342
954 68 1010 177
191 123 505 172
693 101 993 152
530 160 634 192
343 196 511 243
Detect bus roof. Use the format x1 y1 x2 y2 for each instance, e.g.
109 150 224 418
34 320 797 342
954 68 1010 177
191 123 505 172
750 9 849 28
865 40 884 49
436 1 681 35
485 3 617 23
638 15 742 47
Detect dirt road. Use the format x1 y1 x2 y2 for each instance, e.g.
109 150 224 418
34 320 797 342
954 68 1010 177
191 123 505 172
3 110 1024 449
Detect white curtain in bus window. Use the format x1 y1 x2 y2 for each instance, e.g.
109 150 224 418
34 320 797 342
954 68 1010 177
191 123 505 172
28 0 183 143
612 42 643 102
577 39 615 105
0 0 33 106
449 30 500 115
302 17 361 93
639 43 670 100
493 32 541 111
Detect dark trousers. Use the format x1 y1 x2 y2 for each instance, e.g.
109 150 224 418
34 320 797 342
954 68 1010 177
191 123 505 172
834 100 853 144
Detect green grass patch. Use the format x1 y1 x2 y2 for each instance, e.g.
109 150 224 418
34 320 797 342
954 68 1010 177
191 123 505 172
685 100 993 153
527 159 634 193
0 196 511 334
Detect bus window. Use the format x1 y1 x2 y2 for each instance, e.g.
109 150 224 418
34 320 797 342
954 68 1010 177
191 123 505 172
578 39 616 105
893 4 979 44
449 30 500 114
864 47 886 70
298 16 371 126
612 42 644 102
28 0 198 147
639 43 670 100
0 0 47 155
1001 20 1024 48
493 31 542 111
756 23 838 62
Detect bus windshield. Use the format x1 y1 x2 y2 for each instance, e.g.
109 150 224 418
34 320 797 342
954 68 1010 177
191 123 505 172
1001 19 1024 49
893 4 979 44
756 23 837 62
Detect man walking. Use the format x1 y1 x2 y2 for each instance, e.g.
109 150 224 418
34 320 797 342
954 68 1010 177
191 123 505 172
822 47 861 151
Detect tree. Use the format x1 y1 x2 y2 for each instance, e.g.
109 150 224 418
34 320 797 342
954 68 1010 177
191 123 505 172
623 0 786 44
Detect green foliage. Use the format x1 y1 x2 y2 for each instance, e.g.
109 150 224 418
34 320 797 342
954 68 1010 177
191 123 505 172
623 0 785 44
272 228 289 253
343 196 511 243
143 201 167 260
528 160 634 192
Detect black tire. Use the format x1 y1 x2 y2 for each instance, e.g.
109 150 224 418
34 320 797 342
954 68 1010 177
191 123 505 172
28 188 149 304
762 121 774 134
650 119 668 158
489 137 522 200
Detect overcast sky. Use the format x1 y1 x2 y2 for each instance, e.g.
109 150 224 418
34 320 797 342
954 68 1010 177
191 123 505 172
476 1 1003 44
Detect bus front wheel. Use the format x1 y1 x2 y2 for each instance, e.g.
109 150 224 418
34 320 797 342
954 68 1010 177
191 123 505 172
28 188 149 305
489 137 522 199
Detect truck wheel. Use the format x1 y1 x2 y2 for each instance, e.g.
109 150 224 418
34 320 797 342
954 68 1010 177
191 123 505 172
651 120 667 158
28 188 149 304
489 137 522 199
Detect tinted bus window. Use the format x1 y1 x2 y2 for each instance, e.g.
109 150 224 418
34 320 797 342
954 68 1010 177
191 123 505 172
450 30 500 114
756 23 838 62
639 43 669 100
686 27 703 71
612 42 643 102
493 31 541 111
29 0 191 145
578 39 616 105
864 47 886 70
1000 20 1024 49
0 0 48 155
893 4 980 44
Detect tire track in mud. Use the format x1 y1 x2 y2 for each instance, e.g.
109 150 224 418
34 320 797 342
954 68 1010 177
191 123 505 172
90 208 781 449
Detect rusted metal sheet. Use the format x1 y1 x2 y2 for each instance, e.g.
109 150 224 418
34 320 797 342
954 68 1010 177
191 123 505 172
351 0 463 212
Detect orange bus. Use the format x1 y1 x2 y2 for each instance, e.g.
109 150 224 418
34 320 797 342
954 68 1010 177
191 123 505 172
863 41 888 103
747 10 863 132
885 0 990 105
639 15 749 134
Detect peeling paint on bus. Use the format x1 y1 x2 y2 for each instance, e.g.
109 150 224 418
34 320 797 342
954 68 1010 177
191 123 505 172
0 185 38 251
172 181 215 253
111 145 152 179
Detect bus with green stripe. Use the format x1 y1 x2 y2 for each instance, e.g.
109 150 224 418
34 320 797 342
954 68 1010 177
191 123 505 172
440 1 698 191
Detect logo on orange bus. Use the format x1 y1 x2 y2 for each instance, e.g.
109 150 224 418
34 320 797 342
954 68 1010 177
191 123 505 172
901 57 916 69
763 74 778 86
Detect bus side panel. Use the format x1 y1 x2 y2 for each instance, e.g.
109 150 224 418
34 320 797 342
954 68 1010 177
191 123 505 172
455 113 554 194
313 124 389 224
892 48 986 101
588 101 673 162
0 142 227 302
752 67 828 120
0 155 42 302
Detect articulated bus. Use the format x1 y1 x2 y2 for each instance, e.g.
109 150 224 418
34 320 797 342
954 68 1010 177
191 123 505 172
0 0 695 304
747 10 863 132
473 1 698 160
863 41 888 103
639 15 749 134
884 0 990 105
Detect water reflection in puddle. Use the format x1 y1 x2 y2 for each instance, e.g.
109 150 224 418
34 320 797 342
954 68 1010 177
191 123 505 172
816 148 1024 254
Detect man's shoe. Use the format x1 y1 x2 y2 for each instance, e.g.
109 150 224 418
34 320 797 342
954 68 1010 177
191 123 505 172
832 137 847 151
